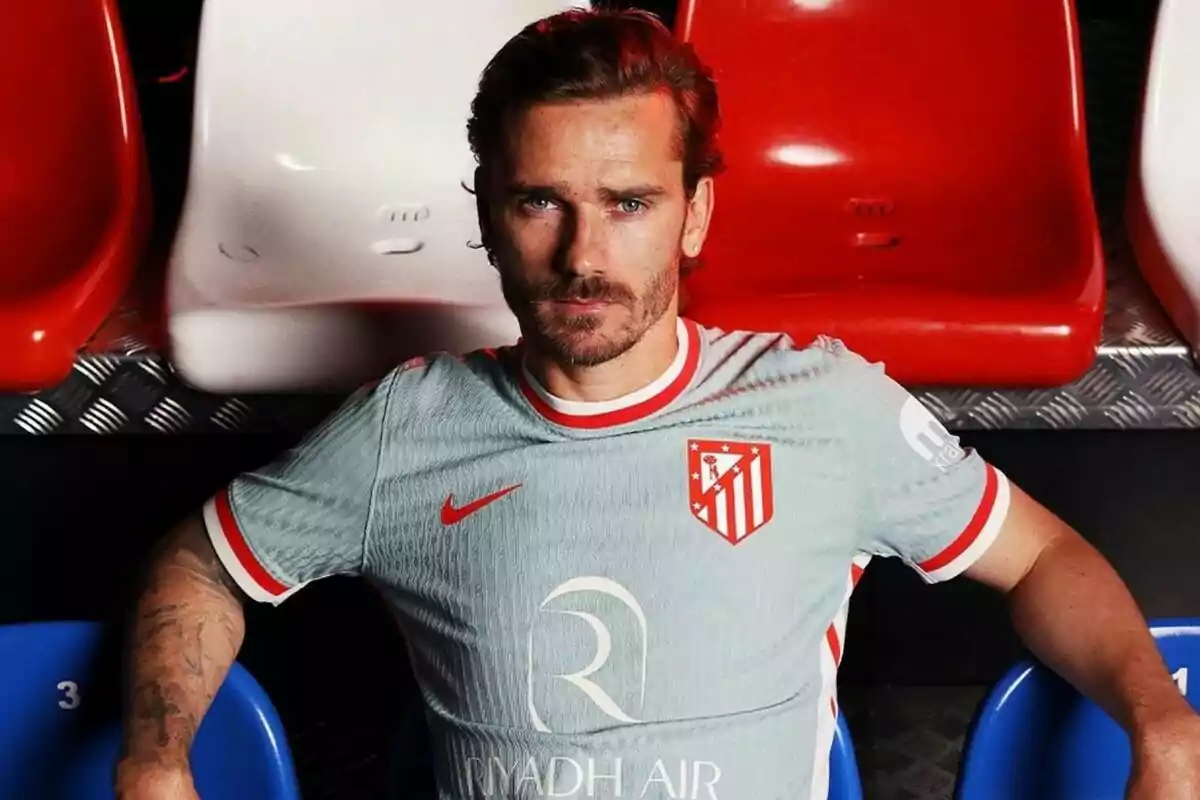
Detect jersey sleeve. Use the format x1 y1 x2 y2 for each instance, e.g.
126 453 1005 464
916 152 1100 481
201 373 395 605
832 343 1012 583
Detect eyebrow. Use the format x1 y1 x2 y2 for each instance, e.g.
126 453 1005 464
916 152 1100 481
505 182 668 200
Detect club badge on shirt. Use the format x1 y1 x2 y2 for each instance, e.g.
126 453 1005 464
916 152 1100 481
687 439 775 545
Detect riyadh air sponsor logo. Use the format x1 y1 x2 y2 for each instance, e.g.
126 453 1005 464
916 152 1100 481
461 576 724 798
526 576 648 732
463 755 722 798
899 397 964 471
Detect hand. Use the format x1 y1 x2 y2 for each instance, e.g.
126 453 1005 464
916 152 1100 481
1127 710 1200 799
115 760 200 800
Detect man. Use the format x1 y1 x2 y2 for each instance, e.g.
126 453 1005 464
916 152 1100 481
117 9 1200 799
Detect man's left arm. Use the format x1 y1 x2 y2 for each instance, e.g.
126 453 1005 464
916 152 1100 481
965 485 1200 795
832 342 1200 797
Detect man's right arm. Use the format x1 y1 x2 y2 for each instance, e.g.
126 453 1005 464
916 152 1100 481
115 368 402 796
117 513 248 796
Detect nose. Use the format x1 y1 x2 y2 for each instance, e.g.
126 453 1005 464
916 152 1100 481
556 207 605 275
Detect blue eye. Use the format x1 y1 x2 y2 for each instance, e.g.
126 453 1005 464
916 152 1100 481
520 197 555 213
618 198 646 214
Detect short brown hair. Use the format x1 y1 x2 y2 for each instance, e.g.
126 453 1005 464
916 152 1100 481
467 8 724 197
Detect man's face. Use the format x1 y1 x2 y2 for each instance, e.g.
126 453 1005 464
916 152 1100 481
481 92 713 367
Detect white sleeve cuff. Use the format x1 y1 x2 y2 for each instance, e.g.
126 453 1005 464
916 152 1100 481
914 464 1011 584
202 489 305 605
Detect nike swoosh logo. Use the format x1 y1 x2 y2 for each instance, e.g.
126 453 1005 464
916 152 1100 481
441 484 522 525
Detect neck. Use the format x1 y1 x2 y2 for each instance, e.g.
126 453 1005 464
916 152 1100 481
525 313 681 403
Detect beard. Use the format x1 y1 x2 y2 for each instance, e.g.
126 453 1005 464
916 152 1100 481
498 264 678 367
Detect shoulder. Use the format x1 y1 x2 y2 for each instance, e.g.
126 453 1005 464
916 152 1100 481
377 344 513 383
693 321 881 388
361 344 517 415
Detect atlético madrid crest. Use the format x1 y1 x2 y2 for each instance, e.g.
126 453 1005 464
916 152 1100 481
687 439 774 545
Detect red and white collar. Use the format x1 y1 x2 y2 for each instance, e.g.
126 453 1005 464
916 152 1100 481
517 317 701 429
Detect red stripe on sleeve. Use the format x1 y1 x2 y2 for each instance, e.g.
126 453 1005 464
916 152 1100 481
214 488 289 596
917 463 999 574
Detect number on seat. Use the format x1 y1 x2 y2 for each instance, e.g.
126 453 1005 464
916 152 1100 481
1172 666 1188 696
57 680 80 710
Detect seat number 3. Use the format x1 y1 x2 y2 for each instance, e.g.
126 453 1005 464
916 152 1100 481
57 680 81 710
1172 667 1189 697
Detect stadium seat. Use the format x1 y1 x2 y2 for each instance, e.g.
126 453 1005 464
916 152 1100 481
0 620 299 800
165 0 587 393
676 0 1105 386
0 1 151 391
1127 0 1200 355
830 711 865 800
955 618 1200 799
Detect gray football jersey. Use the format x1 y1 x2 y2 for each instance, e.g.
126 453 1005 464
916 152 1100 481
204 318 1010 800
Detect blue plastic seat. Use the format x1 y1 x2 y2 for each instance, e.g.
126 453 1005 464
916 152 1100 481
830 710 865 800
956 617 1200 800
0 620 300 800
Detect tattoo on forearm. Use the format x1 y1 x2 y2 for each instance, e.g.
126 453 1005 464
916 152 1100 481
135 681 184 748
123 520 246 766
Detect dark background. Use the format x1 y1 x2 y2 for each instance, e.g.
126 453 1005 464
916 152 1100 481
1 0 1188 796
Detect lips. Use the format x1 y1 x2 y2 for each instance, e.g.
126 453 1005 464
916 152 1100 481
546 297 613 310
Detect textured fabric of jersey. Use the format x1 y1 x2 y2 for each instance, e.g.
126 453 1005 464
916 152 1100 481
203 318 1011 800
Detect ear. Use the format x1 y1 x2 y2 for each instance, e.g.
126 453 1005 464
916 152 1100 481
473 166 497 267
681 176 715 258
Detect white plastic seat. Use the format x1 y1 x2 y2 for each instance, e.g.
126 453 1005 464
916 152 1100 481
167 0 587 392
1128 0 1200 354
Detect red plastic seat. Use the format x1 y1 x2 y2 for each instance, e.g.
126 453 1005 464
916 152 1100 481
677 0 1105 386
0 0 150 391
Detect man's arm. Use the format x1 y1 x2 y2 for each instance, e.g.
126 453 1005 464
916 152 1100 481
964 485 1187 733
113 370 399 797
828 340 1200 795
117 513 247 792
965 485 1200 796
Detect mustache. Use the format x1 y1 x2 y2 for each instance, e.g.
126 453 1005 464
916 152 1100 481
521 276 636 305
